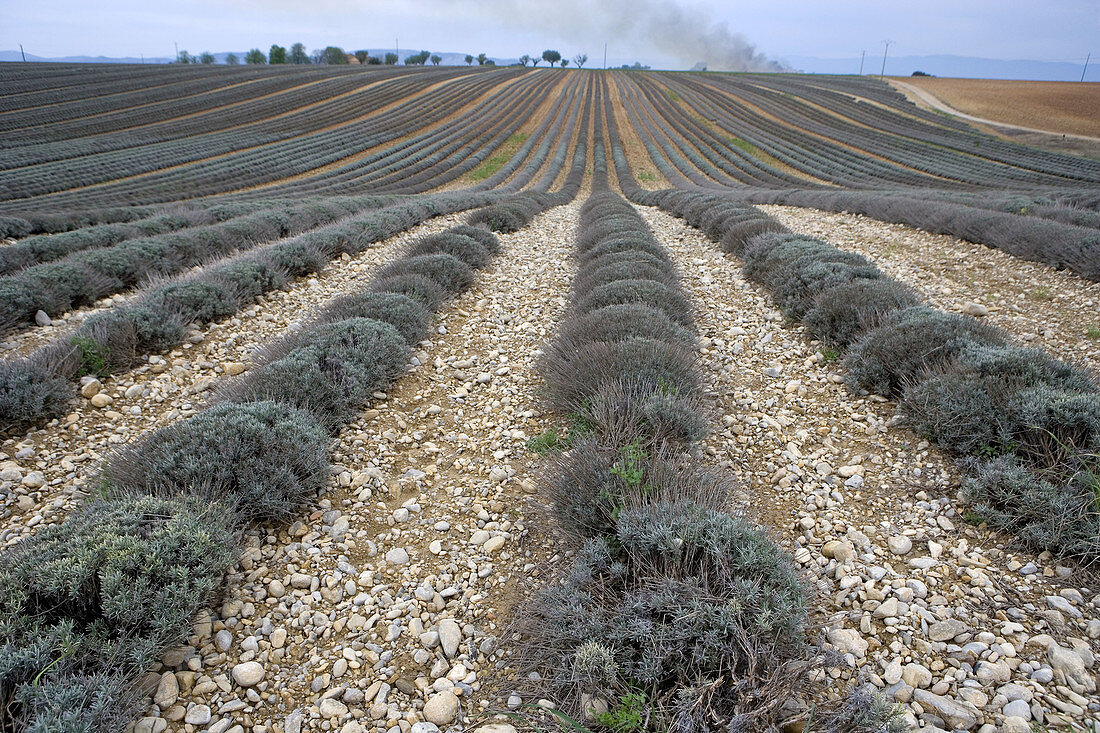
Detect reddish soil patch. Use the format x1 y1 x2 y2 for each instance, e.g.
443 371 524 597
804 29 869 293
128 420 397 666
897 76 1100 138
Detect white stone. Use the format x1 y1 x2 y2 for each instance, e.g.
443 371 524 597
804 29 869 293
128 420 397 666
231 661 265 687
423 691 460 726
385 547 410 565
439 619 462 658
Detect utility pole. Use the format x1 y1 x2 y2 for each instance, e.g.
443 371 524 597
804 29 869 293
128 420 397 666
858 50 865 75
1082 52 1091 82
395 38 399 62
880 40 891 79
174 41 179 63
19 44 26 62
603 42 607 70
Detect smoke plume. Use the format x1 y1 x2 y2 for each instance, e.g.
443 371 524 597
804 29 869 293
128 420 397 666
463 0 785 72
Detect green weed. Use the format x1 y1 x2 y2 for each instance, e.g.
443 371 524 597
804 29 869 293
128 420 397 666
595 691 649 732
527 427 563 455
71 335 109 378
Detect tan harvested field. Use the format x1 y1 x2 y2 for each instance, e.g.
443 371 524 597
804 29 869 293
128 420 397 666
896 76 1100 138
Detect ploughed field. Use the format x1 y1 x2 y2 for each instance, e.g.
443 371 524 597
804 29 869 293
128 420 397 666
0 62 1099 733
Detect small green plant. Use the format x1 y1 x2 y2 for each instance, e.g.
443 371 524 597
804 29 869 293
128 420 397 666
1086 326 1100 340
963 510 984 526
820 347 840 363
595 691 648 733
71 335 109 377
636 170 656 182
663 89 681 103
610 440 647 488
527 427 562 455
1029 285 1053 300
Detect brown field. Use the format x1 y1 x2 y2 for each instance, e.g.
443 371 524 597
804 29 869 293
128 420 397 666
895 76 1100 138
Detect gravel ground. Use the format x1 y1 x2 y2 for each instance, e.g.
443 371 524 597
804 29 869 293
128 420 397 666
760 205 1100 374
129 201 579 733
0 211 475 548
638 204 1100 733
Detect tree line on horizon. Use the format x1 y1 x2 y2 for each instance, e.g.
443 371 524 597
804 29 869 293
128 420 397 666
174 44 591 69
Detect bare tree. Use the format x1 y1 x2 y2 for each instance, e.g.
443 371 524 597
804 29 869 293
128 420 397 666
573 53 588 69
519 54 531 67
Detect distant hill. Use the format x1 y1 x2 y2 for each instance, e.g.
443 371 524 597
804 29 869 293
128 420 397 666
780 54 1094 82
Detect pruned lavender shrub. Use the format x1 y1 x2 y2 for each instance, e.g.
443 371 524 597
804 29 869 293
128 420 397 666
580 237 673 267
369 274 448 311
901 345 1097 457
229 319 408 431
574 260 678 293
103 401 330 522
523 501 808 729
844 307 1008 397
574 279 694 329
719 218 788 256
375 253 474 295
804 279 921 348
962 455 1100 562
545 444 726 539
448 224 501 255
540 337 700 415
556 304 696 348
0 494 238 732
151 280 237 324
0 360 73 435
324 292 430 345
406 233 491 269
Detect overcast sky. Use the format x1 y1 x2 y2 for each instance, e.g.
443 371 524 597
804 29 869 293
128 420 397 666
1 0 1096 68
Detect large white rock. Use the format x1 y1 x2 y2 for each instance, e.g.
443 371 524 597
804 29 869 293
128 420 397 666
231 661 265 687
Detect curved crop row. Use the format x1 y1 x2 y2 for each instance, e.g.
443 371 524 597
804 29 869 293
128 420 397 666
0 194 406 335
0 191 502 437
0 220 505 732
639 188 1100 564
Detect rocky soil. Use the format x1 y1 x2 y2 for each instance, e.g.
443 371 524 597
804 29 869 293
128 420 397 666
760 205 1100 374
640 205 1100 733
4 199 1098 733
0 210 475 548
127 201 580 733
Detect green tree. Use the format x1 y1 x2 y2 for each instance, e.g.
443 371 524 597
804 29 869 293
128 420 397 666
176 50 193 64
542 49 561 67
244 48 266 64
199 51 215 64
404 50 430 65
430 54 442 66
225 53 239 65
321 46 349 65
464 54 474 65
366 55 382 65
573 53 588 68
384 52 398 65
518 54 531 67
269 44 287 64
289 42 309 64
477 53 487 65
354 50 370 64
561 58 569 68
